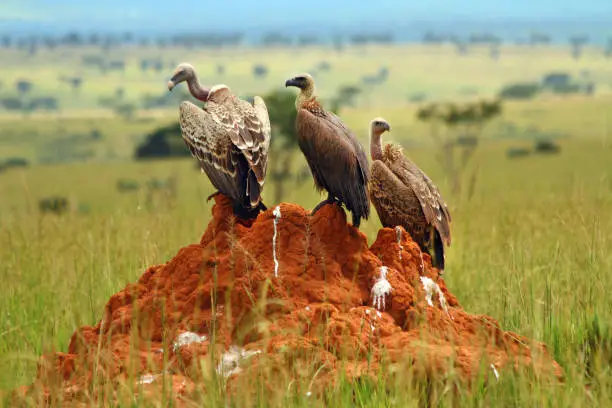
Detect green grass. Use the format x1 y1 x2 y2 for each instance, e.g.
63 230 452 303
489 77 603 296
1 43 612 406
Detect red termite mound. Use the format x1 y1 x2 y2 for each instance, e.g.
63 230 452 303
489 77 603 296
19 195 562 404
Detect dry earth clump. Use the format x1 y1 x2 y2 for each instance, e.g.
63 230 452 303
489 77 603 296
15 195 562 405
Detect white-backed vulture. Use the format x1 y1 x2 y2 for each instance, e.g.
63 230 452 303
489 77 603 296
168 63 271 219
285 73 370 228
369 118 452 270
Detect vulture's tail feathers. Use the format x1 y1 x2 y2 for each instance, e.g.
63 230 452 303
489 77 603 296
431 229 446 271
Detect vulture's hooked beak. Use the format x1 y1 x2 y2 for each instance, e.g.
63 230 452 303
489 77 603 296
285 77 302 89
167 71 184 91
385 123 391 132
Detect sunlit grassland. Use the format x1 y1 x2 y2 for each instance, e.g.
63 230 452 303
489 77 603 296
0 95 610 164
0 134 611 404
0 43 612 405
0 44 611 110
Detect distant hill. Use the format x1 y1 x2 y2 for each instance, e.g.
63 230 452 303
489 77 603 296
1 0 611 44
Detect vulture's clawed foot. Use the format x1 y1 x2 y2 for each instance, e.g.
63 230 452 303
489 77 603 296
311 196 336 216
207 191 222 202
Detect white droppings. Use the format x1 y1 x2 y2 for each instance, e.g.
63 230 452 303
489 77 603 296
370 324 375 332
490 364 500 381
305 306 311 311
376 311 382 319
272 206 281 277
306 391 312 397
395 226 404 260
138 373 159 385
216 346 261 378
365 309 371 315
419 276 450 317
371 266 393 311
173 331 208 352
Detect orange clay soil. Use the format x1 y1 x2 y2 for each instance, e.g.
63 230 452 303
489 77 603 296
16 195 562 404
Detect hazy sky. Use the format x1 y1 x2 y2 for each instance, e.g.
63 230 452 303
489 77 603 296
1 0 611 32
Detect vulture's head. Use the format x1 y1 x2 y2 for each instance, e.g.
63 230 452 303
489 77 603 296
371 117 391 135
167 63 196 91
285 73 315 93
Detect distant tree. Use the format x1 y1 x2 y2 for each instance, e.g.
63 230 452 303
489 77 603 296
569 35 589 59
63 32 83 46
82 55 104 68
68 76 83 93
29 97 59 111
140 59 149 72
101 37 113 52
261 32 292 46
90 129 103 140
134 123 189 159
417 99 502 197
115 87 125 99
217 64 226 75
534 139 561 155
122 32 134 43
38 197 70 215
297 35 320 46
499 82 540 100
42 36 57 49
605 38 612 58
317 61 331 72
377 66 389 82
89 34 100 46
529 32 551 46
261 90 300 203
331 85 361 109
106 60 126 72
15 79 33 98
350 33 394 45
114 103 137 121
1 35 11 48
451 38 469 55
153 61 163 72
1 97 23 110
2 157 29 170
422 32 446 44
253 64 268 78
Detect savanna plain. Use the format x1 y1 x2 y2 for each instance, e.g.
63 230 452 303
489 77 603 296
0 43 611 406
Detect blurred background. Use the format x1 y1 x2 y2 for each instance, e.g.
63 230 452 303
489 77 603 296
0 0 611 392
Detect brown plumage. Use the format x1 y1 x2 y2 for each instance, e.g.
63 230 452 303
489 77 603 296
168 63 271 219
368 118 451 270
285 73 370 228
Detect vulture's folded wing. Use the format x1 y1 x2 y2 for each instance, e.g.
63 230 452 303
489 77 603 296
370 160 427 237
386 151 451 245
322 111 370 185
178 101 243 201
297 109 369 218
206 88 270 187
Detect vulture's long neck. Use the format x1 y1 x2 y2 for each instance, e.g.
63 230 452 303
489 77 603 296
370 132 384 161
296 86 315 110
186 74 209 102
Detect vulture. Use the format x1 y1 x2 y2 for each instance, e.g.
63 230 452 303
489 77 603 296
285 73 370 228
368 118 452 270
168 63 271 219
